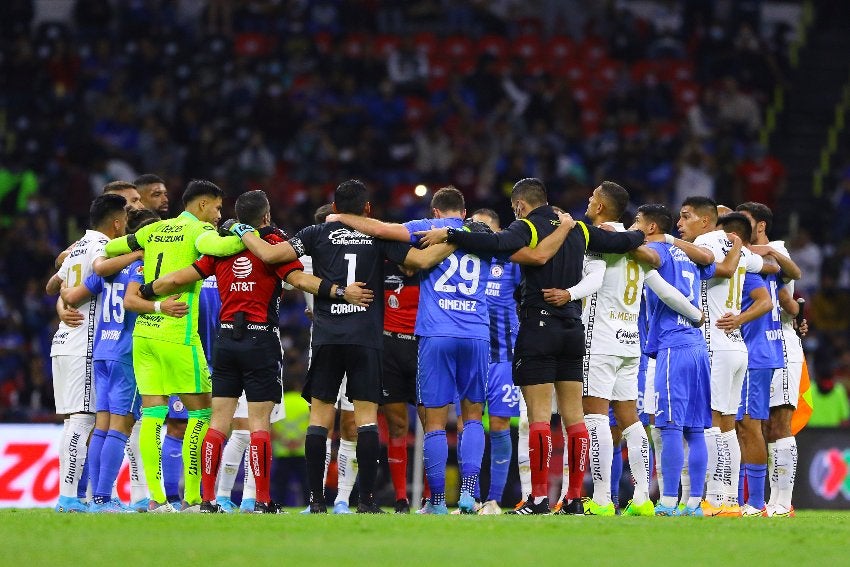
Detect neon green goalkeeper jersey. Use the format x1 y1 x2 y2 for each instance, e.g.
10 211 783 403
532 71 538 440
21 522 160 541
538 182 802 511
105 211 243 345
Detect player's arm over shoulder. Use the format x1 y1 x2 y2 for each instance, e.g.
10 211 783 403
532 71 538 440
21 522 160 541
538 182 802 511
105 220 160 257
195 224 246 257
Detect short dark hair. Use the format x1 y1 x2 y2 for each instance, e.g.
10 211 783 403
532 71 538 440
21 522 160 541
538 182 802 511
182 179 223 207
682 196 718 224
103 181 137 194
127 208 160 234
133 173 165 188
431 186 465 213
717 212 753 244
235 190 270 228
334 179 369 214
598 181 629 220
472 208 499 225
511 178 547 207
90 194 127 228
736 201 773 235
314 204 334 224
636 203 673 234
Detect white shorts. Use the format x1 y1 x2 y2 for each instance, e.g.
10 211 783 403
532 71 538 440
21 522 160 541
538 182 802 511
770 360 803 409
583 354 639 401
710 350 748 415
518 387 558 416
52 355 95 414
336 375 354 412
643 358 657 417
232 393 285 423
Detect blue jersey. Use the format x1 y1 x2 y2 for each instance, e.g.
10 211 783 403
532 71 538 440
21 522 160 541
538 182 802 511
485 260 520 362
741 272 784 369
404 217 491 340
85 260 144 365
644 242 712 355
198 275 220 366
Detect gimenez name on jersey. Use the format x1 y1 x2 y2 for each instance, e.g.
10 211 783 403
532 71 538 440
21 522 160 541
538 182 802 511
328 228 372 246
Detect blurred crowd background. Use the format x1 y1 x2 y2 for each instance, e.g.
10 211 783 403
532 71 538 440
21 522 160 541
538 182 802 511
0 0 846 428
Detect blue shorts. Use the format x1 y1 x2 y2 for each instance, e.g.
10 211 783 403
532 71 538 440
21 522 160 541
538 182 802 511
487 361 520 417
167 394 189 420
737 368 773 421
417 336 487 408
654 344 710 428
636 354 650 426
94 360 141 418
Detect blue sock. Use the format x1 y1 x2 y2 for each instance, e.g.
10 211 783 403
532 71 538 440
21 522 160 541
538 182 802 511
96 430 129 500
459 420 484 495
739 467 746 505
659 426 684 499
424 430 448 506
488 429 512 503
611 441 623 506
161 434 184 502
86 429 107 501
684 427 707 499
745 463 767 509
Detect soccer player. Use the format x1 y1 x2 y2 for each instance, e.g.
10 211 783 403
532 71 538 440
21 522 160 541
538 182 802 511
106 179 243 511
103 180 144 210
134 174 170 217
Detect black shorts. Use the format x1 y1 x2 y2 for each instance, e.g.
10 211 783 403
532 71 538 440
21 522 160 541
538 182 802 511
513 309 585 386
303 344 383 404
381 331 417 405
212 327 283 403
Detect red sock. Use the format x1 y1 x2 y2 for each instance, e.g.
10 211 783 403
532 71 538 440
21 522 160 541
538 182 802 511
387 436 408 501
529 422 552 499
201 428 227 502
566 422 589 500
250 430 272 504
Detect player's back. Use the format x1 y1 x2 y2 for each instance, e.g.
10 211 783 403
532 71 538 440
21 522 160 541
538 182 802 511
485 259 520 362
741 271 784 369
87 260 142 364
768 240 804 360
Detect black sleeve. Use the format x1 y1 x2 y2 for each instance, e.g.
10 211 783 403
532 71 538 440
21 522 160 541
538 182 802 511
586 226 645 254
380 240 413 265
448 219 532 253
289 225 317 257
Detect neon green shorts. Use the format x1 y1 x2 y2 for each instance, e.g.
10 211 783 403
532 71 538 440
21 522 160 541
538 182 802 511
133 336 211 396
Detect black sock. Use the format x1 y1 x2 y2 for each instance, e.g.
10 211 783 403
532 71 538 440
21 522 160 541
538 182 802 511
356 424 379 505
305 425 328 505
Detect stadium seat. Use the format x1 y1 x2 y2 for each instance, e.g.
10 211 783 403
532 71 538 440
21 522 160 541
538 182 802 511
413 32 439 57
374 34 401 59
478 35 509 60
511 35 542 61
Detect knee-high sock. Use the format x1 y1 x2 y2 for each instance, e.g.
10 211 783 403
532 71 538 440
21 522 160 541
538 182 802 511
528 422 551 500
488 429 512 503
356 425 379 505
183 408 211 505
650 425 664 496
305 425 329 504
335 439 358 505
249 431 272 504
679 439 691 506
559 421 569 501
610 441 623 506
724 430 741 505
744 463 767 509
773 436 797 509
684 427 707 507
216 430 250 499
459 420 484 497
323 437 332 487
87 429 107 500
622 422 650 505
127 420 148 503
58 419 70 497
201 428 226 502
517 415 531 500
584 414 613 506
161 434 183 502
387 436 408 501
61 414 95 498
78 457 90 500
96 430 128 501
659 425 683 506
566 422 589 501
242 448 256 500
423 430 448 506
704 427 725 507
767 442 777 507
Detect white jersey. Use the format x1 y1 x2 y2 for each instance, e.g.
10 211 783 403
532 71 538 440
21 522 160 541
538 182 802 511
769 240 804 363
583 223 643 357
300 255 314 311
694 229 748 353
50 230 108 357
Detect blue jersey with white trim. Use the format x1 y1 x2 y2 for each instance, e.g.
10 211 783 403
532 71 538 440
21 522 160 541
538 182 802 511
485 259 521 362
198 276 220 366
741 272 784 369
85 260 144 365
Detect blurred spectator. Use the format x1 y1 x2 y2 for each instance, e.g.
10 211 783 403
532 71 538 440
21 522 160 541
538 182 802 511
808 376 850 428
809 272 850 334
788 229 823 298
717 77 762 136
387 37 428 96
271 388 310 506
734 142 786 211
674 142 715 206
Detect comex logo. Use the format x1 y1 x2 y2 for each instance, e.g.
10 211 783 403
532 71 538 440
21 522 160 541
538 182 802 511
809 448 850 500
232 257 252 279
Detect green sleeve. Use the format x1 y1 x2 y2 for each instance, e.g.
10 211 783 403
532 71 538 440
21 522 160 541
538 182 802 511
106 220 157 257
105 235 132 257
195 230 246 257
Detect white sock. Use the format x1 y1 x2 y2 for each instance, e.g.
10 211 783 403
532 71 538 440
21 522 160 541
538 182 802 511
584 414 612 506
560 420 569 502
767 441 777 507
623 422 651 505
679 440 690 507
774 437 797 509
216 430 250 499
724 431 741 505
704 427 724 506
58 419 70 498
242 448 256 500
517 415 531 500
335 439 358 505
323 437 332 487
650 425 664 497
60 414 95 498
127 420 148 503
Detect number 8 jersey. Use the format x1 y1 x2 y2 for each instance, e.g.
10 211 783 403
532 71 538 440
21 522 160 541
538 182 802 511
404 217 492 341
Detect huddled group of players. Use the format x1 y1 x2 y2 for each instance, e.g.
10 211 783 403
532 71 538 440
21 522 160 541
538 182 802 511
46 173 804 517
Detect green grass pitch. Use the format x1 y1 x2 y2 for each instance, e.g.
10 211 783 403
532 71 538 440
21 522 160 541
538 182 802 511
3 509 850 566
